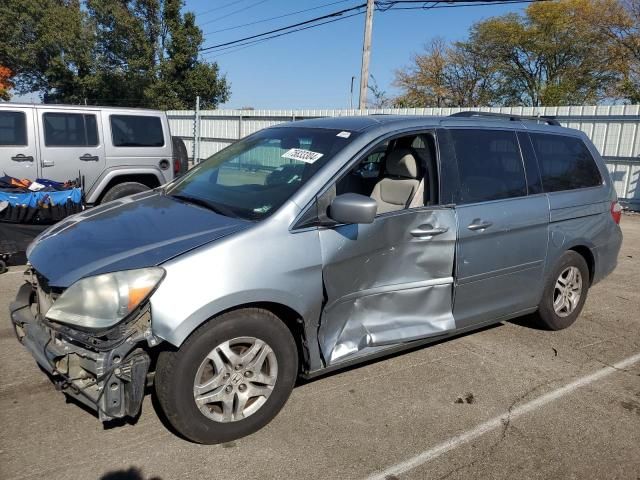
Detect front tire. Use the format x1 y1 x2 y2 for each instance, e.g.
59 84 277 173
536 251 590 330
100 182 150 203
155 309 298 444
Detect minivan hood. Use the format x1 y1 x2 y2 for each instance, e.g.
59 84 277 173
28 191 251 287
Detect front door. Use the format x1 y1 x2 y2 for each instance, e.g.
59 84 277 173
0 107 39 180
37 108 106 188
318 207 457 365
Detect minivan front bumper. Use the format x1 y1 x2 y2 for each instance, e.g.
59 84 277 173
10 281 153 421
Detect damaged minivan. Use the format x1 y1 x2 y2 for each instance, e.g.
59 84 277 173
11 113 622 444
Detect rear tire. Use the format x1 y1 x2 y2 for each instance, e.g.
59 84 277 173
100 182 150 203
536 250 590 330
155 308 298 444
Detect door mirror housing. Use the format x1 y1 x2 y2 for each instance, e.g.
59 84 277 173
329 193 377 224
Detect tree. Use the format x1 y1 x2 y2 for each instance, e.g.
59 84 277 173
367 74 393 108
394 0 629 107
394 38 498 107
581 0 640 102
0 66 13 101
0 0 230 108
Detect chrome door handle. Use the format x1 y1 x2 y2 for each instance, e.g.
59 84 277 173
410 225 449 238
11 154 34 162
79 153 99 162
467 220 493 231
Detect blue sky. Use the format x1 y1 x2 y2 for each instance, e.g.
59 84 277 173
193 0 528 109
15 0 529 107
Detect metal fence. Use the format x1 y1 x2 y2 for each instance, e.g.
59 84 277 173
167 105 640 208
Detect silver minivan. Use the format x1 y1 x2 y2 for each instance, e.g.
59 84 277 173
11 113 622 444
0 104 181 204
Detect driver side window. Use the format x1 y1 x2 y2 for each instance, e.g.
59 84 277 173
335 133 437 215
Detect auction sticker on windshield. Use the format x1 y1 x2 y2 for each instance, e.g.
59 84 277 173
282 148 324 163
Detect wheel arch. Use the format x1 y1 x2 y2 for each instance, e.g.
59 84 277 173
567 244 595 285
85 168 168 204
156 298 312 375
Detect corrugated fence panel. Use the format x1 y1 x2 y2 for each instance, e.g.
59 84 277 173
167 106 640 208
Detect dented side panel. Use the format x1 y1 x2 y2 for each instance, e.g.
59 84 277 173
318 208 457 364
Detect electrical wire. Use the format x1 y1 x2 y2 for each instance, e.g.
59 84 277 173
199 0 270 27
200 3 367 52
202 0 356 37
199 0 549 58
201 10 365 58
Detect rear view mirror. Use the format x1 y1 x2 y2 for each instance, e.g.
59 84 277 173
329 193 377 224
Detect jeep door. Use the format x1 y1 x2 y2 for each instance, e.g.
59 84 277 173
441 128 549 328
37 108 106 188
0 107 39 180
317 132 457 365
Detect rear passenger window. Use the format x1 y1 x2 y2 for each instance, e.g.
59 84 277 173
111 115 164 147
0 111 27 146
43 113 98 147
530 133 602 192
450 129 527 204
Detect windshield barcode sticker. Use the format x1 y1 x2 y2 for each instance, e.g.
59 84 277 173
282 148 324 163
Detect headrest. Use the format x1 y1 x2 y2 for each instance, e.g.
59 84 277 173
385 148 419 178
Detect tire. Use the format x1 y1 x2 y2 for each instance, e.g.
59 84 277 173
536 250 590 330
100 182 150 203
155 308 298 444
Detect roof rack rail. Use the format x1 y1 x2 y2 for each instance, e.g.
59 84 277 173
449 111 561 127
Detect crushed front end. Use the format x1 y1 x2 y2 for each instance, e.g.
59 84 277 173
10 269 160 421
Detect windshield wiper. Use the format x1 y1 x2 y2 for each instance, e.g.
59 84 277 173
169 194 237 218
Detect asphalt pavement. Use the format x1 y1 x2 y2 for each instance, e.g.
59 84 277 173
1 216 639 480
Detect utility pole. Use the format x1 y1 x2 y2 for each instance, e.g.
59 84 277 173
358 0 375 110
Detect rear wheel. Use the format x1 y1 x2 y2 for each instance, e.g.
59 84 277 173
536 250 590 330
155 309 298 444
100 182 150 203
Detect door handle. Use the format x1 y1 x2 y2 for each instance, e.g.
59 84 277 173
42 160 55 167
410 225 449 238
467 220 493 231
79 153 99 162
11 154 34 162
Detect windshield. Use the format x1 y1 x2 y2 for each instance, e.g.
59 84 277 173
166 127 358 220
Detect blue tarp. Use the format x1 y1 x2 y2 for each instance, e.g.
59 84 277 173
0 188 82 208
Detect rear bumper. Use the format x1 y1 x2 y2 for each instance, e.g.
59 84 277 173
10 282 151 421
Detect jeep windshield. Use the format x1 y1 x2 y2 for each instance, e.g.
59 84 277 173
165 127 357 220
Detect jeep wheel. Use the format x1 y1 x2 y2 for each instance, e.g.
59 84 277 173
536 250 590 330
155 309 298 444
100 182 150 203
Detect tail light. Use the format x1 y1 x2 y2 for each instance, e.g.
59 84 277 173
173 158 180 176
610 201 622 224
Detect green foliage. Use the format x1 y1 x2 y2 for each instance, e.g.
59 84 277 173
0 0 230 108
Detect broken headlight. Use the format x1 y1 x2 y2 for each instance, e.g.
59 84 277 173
45 268 165 330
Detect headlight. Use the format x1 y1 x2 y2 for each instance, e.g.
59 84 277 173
46 268 165 330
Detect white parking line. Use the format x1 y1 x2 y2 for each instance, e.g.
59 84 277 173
365 352 640 480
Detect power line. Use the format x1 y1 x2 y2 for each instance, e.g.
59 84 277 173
200 3 367 52
199 0 550 59
199 0 270 27
202 10 365 58
195 0 248 18
202 0 355 37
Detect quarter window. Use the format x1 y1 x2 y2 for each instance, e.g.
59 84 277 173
0 111 27 146
530 133 602 192
450 129 527 204
43 113 98 147
110 115 164 147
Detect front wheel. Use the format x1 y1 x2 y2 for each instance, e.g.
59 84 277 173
536 250 590 330
155 309 298 444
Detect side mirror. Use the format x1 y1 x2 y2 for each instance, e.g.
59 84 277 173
328 193 377 224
